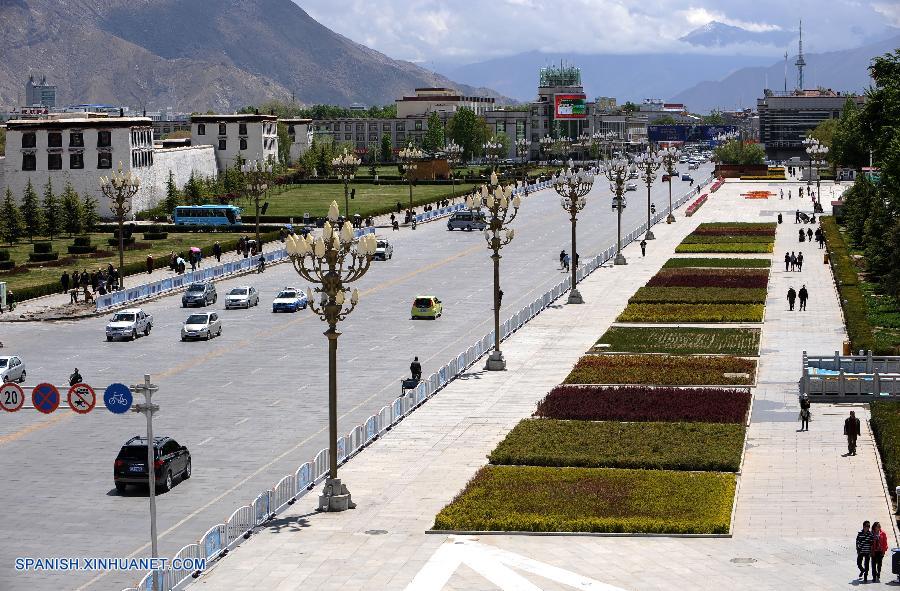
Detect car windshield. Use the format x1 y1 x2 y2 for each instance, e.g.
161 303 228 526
414 298 433 308
187 284 205 293
229 288 248 296
377 241 387 248
278 291 296 299
0 359 7 368
112 313 135 322
186 315 209 325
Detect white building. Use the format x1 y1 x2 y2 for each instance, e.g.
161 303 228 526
0 114 216 217
280 118 313 164
190 114 278 171
395 87 495 118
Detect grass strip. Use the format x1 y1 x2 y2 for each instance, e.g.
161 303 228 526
594 326 760 355
647 268 769 289
617 303 764 323
563 354 756 385
681 234 775 244
821 216 875 352
663 258 771 269
630 286 767 304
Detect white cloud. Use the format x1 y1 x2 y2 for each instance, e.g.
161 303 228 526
872 2 900 25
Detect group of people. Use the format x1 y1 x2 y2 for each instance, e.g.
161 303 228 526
235 236 259 259
61 265 120 303
856 519 889 582
558 250 579 272
786 285 809 311
798 227 815 243
784 251 804 272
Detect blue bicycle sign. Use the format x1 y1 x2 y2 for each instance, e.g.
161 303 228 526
103 383 133 414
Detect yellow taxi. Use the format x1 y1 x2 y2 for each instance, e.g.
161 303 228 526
411 295 443 320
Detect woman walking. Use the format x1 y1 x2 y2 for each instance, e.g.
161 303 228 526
871 521 888 582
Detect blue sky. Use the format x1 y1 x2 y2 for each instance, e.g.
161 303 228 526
294 0 899 64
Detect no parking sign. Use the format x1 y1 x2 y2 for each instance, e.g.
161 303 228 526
32 383 60 414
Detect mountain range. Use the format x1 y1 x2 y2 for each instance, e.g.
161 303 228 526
0 0 505 112
679 21 793 48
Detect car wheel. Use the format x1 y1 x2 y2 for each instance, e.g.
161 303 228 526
465 225 472 231
115 482 127 494
19 370 26 383
131 330 137 341
145 325 151 336
183 459 192 480
182 303 187 308
181 336 186 342
217 327 222 337
213 295 217 304
106 336 113 342
162 470 173 492
205 331 211 341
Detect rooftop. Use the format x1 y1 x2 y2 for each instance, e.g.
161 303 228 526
190 113 277 122
6 116 152 130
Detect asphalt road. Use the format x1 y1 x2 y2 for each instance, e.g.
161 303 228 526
0 164 713 590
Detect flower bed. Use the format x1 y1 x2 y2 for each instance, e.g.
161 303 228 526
663 257 770 269
710 178 725 193
682 234 774 244
685 193 708 217
676 242 774 254
692 223 776 235
433 465 736 534
535 385 752 424
741 190 774 198
617 303 764 322
594 326 761 356
647 268 769 289
630 287 767 304
489 419 745 472
563 354 756 385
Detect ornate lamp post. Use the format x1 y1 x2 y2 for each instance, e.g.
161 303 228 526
635 149 662 240
445 141 462 199
539 135 554 166
805 137 828 202
465 172 521 371
515 138 530 192
399 144 423 212
553 161 594 304
659 146 681 224
286 202 378 512
241 157 273 247
482 138 503 171
100 162 140 289
604 157 633 265
332 148 361 219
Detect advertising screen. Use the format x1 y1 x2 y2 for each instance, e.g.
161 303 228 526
554 94 587 119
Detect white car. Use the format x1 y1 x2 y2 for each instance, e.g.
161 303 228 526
374 239 393 261
626 182 638 191
225 286 259 309
272 287 308 313
181 312 222 341
0 356 25 383
105 308 153 341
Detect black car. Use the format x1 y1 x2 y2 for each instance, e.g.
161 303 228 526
181 282 217 307
114 436 191 493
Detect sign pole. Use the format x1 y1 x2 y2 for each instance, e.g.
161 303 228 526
131 374 160 591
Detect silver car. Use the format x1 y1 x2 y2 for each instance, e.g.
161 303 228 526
180 312 222 341
374 239 393 261
626 182 638 191
0 356 25 383
225 286 259 309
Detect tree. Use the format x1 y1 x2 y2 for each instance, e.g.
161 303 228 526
0 127 5 156
20 179 43 241
276 122 291 165
621 101 639 113
713 140 765 165
163 170 180 214
653 115 678 125
61 182 83 236
42 179 62 240
81 193 99 233
0 188 24 245
422 112 445 153
832 98 868 169
702 111 725 125
380 134 393 163
841 174 878 245
493 132 511 159
183 172 203 206
447 107 489 162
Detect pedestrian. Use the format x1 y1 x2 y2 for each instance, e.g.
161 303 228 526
856 520 873 581
784 252 791 272
799 394 811 431
69 288 78 304
61 271 70 294
498 289 503 308
797 253 804 272
778 212 783 224
396 201 403 214
392 220 399 231
80 270 89 289
190 255 197 272
213 241 222 263
788 189 792 200
795 209 800 223
789 252 797 271
787 286 797 311
640 240 647 256
5 289 14 311
146 254 153 275
559 250 566 268
799 228 805 242
410 356 422 381
170 251 177 272
69 367 82 386
390 213 396 225
90 270 98 293
780 188 784 199
871 521 888 582
562 253 570 272
807 228 813 242
195 250 202 268
844 410 861 456
575 253 579 267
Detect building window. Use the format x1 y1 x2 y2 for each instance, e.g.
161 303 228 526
22 153 36 170
219 123 227 136
22 132 36 148
344 133 351 141
47 132 62 148
47 153 62 170
383 123 391 132
198 123 206 135
415 121 422 130
396 122 405 131
240 138 248 150
70 152 84 169
287 125 295 135
70 132 84 147
98 130 111 148
98 152 112 169
239 123 247 135
397 132 405 142
345 123 352 131
496 121 506 133
218 139 227 150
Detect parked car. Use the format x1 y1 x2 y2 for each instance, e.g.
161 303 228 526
411 295 443 320
114 436 191 494
373 239 394 261
682 174 694 182
272 287 308 313
180 312 222 341
0 356 26 383
447 210 488 231
626 183 638 191
181 282 217 307
105 308 153 341
225 286 259 309
549 159 564 166
689 162 699 170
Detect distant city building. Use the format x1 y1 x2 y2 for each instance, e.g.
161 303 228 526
395 87 495 118
190 114 279 171
757 89 863 159
280 118 313 164
594 97 618 112
25 75 56 108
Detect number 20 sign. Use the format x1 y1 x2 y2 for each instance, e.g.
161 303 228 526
0 383 25 412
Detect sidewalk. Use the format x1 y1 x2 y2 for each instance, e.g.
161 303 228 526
187 181 893 591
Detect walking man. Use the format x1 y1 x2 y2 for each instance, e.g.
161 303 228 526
798 284 808 310
795 209 801 223
790 252 797 271
640 240 647 257
61 271 70 295
807 227 813 242
787 286 797 311
797 252 804 272
784 252 791 272
410 356 422 382
213 241 222 263
146 254 154 275
844 410 861 456
856 520 873 581
799 394 811 431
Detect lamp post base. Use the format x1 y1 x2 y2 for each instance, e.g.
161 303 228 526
567 288 584 304
614 253 627 265
485 350 506 371
317 478 356 512
645 229 655 240
666 213 675 224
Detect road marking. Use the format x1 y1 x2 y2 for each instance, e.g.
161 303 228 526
235 417 249 426
369 345 380 350
250 367 263 374
297 385 309 392
187 396 202 404
268 400 281 407
347 356 358 363
221 381 233 388
97 366 111 373
198 436 213 446
278 353 289 360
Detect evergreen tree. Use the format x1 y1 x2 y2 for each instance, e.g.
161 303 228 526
81 193 99 233
183 172 203 205
20 179 43 242
42 178 62 240
163 170 180 213
1 188 24 245
446 107 489 162
61 182 84 237
422 112 445 153
380 134 392 163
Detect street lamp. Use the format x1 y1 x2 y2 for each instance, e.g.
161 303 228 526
659 146 681 224
539 135 554 166
241 157 273 248
465 171 522 371
445 141 462 199
332 148 361 219
805 137 829 202
553 160 594 304
285 202 378 511
635 149 662 240
99 162 140 289
482 138 503 171
515 138 530 192
399 144 423 213
604 157 633 265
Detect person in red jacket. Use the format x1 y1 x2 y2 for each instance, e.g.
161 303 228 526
871 521 889 582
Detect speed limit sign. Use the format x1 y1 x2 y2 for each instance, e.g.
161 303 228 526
0 383 25 412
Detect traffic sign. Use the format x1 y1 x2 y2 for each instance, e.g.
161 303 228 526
103 383 133 414
0 383 25 412
32 383 61 414
67 383 96 414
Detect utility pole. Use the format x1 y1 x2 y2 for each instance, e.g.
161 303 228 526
131 374 160 591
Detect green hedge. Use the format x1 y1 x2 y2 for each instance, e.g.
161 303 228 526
142 232 169 241
73 236 92 247
870 401 900 494
594 327 760 356
33 241 53 254
28 252 59 262
489 419 745 472
675 242 774 254
821 216 875 352
0 260 14 271
663 257 770 269
629 287 767 304
564 354 756 386
433 465 736 534
107 237 136 247
681 234 775 244
617 303 765 322
0 250 9 262
67 245 96 254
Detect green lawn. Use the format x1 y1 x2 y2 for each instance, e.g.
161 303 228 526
862 281 900 354
593 327 761 355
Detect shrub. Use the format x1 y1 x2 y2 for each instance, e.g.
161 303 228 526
563 354 756 385
142 232 169 240
33 241 53 254
630 286 766 304
594 327 760 356
67 244 96 254
0 250 9 261
682 234 774 244
0 260 14 271
535 385 752 424
695 222 776 233
871 401 900 493
676 242 774 253
822 216 875 352
685 193 707 217
663 258 770 269
73 236 92 247
28 252 59 262
617 303 765 323
489 419 745 472
106 237 136 247
647 268 769 289
433 465 736 534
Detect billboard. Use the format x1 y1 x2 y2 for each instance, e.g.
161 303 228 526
647 125 738 144
554 94 587 119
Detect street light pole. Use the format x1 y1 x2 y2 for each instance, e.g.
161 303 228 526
635 149 662 240
660 147 681 224
130 374 160 591
241 157 273 248
99 162 140 290
445 141 462 199
399 144 423 213
553 160 594 304
604 157 633 265
483 137 503 172
332 148 361 219
286 202 378 511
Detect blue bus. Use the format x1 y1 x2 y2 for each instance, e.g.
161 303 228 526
173 205 242 226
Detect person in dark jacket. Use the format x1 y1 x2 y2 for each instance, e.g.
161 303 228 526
69 368 83 386
409 357 422 382
213 241 222 263
797 252 804 272
61 271 70 294
640 240 647 256
784 252 790 271
798 285 808 310
146 254 154 275
856 520 873 581
787 286 797 311
795 209 801 223
799 394 811 431
807 228 813 242
799 228 805 242
845 411 861 456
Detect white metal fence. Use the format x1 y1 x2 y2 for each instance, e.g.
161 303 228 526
800 349 900 399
